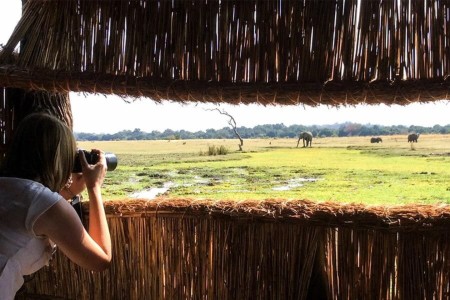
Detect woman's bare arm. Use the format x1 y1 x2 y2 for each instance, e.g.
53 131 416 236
35 149 111 271
34 199 111 271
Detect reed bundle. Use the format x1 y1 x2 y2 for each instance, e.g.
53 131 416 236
19 199 450 299
1 0 450 105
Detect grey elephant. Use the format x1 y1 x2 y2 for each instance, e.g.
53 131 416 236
370 137 382 143
408 133 419 142
297 131 313 147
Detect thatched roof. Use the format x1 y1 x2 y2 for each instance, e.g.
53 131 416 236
1 0 450 106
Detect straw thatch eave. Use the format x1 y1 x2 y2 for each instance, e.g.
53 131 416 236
1 0 450 106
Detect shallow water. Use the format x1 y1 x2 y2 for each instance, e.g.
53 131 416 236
130 182 174 199
272 178 318 191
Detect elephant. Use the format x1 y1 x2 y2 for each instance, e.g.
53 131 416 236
370 137 382 143
408 133 419 142
297 131 313 147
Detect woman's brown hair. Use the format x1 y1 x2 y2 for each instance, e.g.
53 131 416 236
1 113 76 191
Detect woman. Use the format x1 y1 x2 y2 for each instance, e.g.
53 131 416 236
0 113 112 299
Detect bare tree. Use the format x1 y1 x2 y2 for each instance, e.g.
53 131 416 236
208 108 243 151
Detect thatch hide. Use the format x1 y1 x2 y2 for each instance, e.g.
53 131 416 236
1 0 450 105
17 199 450 299
2 0 450 299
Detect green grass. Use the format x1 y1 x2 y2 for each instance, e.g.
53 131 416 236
78 135 450 205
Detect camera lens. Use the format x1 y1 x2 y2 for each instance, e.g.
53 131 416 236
105 153 118 171
73 150 118 172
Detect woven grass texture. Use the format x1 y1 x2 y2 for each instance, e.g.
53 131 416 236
19 199 450 299
1 0 450 105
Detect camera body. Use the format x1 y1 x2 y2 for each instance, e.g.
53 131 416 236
73 150 118 173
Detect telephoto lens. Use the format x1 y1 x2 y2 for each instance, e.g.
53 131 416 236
104 152 118 171
73 150 118 173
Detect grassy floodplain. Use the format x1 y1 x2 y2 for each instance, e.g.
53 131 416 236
78 134 450 205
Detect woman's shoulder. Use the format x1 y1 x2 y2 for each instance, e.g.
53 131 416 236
0 177 43 189
0 177 63 225
0 178 43 202
0 177 56 197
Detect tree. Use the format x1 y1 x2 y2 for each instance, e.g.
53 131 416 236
208 108 244 150
317 127 335 137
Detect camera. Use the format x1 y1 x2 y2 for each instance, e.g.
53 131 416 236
73 149 118 173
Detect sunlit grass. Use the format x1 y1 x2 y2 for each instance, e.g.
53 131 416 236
78 135 450 205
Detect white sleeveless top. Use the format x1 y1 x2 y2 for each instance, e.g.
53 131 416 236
0 178 62 300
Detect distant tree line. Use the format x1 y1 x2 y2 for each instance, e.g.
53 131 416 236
75 123 450 141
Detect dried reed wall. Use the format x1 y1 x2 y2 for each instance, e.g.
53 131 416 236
2 0 450 105
0 88 72 157
19 199 450 300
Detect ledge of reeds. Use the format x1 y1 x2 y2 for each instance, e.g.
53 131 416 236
101 198 450 232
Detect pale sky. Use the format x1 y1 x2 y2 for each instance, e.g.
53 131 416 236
70 94 450 133
2 2 450 134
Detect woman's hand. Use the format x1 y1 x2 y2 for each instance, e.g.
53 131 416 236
59 148 105 199
79 149 107 190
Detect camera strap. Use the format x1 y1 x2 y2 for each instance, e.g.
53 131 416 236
70 195 84 224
